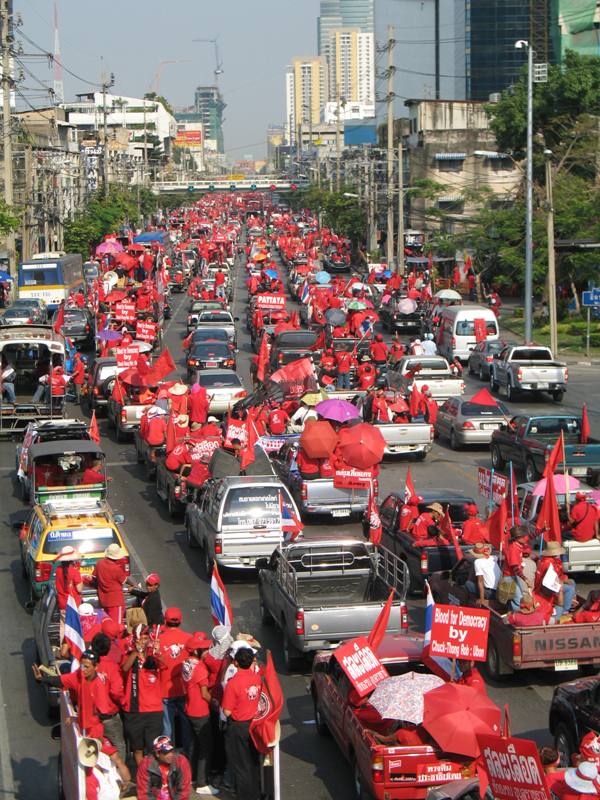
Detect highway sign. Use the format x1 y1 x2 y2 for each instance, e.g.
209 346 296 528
582 288 600 307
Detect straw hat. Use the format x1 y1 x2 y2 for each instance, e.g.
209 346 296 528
169 383 188 396
53 545 81 562
186 631 212 651
427 502 444 517
78 738 102 768
176 413 190 426
472 542 492 556
105 543 125 560
541 541 566 557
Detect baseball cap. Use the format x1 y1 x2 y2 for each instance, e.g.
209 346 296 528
165 607 182 624
186 632 212 652
152 736 174 754
101 618 121 638
145 573 161 586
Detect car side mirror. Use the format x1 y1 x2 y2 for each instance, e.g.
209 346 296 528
498 423 506 431
113 514 125 524
51 724 61 741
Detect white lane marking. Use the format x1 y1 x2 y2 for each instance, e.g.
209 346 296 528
0 666 15 797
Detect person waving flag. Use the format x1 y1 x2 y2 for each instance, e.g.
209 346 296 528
210 563 234 627
64 591 85 671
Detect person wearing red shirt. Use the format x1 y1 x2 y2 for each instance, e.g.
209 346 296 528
159 608 192 746
136 736 192 800
182 633 217 794
71 354 86 402
201 418 222 438
357 357 377 389
411 510 436 541
534 541 576 618
267 405 289 435
296 448 320 479
54 546 83 639
569 493 599 542
81 458 107 485
221 647 262 800
456 660 486 692
136 291 152 312
145 411 167 446
189 384 210 425
502 526 531 611
390 336 405 363
91 632 127 762
371 389 391 423
186 457 211 488
369 334 389 365
165 442 191 473
335 349 356 390
422 389 438 426
86 543 135 624
461 504 489 544
121 628 165 765
399 496 421 532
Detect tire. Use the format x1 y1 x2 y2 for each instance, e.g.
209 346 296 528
283 632 304 672
167 492 178 519
313 696 329 736
186 520 199 549
506 381 516 402
204 549 213 577
554 722 576 768
490 372 499 393
479 366 486 381
414 450 427 461
490 444 505 470
553 391 564 403
115 426 124 443
449 429 459 450
525 458 540 483
468 361 474 376
485 639 507 681
352 758 373 800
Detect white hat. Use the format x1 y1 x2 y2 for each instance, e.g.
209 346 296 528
78 602 95 617
207 416 218 423
229 640 257 656
105 543 125 560
565 762 599 794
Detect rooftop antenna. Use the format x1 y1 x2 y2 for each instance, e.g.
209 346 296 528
53 1 64 103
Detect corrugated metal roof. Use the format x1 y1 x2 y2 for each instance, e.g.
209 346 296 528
474 150 509 159
434 152 466 160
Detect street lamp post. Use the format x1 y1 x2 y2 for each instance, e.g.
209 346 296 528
516 39 534 342
545 149 558 355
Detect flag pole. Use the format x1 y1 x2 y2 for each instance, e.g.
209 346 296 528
272 742 281 800
489 468 494 515
562 430 570 515
509 462 515 526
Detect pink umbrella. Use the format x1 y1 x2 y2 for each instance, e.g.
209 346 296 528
532 474 581 496
96 240 124 255
397 298 417 314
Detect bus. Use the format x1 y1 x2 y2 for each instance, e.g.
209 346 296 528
18 253 84 311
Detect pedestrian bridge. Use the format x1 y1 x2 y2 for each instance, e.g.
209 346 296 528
151 176 309 194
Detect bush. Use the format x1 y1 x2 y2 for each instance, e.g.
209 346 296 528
513 308 524 319
583 333 600 348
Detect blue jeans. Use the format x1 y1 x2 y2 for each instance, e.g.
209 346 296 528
163 696 192 752
554 581 576 618
337 372 351 390
465 580 495 601
1 382 15 403
507 576 528 612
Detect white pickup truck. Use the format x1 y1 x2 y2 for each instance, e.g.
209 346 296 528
489 345 568 402
389 355 465 404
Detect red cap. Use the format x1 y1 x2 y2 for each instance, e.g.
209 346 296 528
165 607 182 623
145 572 161 586
186 631 211 651
101 618 122 638
409 495 423 506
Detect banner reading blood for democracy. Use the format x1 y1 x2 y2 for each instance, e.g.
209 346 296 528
334 637 389 698
114 300 136 323
136 320 157 343
115 344 140 367
477 734 552 800
428 603 490 662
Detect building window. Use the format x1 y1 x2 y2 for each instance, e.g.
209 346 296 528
436 159 463 173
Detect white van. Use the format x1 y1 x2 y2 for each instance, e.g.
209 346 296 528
437 305 499 362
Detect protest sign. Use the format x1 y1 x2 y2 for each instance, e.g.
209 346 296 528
136 320 157 343
334 637 389 698
114 300 136 323
477 734 552 800
115 345 140 368
334 467 373 490
478 467 508 504
428 603 490 662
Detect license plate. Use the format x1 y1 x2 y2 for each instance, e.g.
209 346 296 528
332 508 351 517
206 361 217 367
572 467 588 476
555 659 578 671
483 423 498 429
80 566 94 576
536 382 549 389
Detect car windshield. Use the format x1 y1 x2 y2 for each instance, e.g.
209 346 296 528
222 486 284 528
98 365 125 381
192 329 228 343
198 313 231 323
3 309 26 318
63 310 87 321
461 402 509 416
198 373 241 388
13 300 38 309
409 359 448 372
191 343 230 358
43 526 119 555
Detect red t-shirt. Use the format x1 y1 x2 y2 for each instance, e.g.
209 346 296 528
188 461 210 487
60 671 103 734
121 655 164 713
571 500 597 542
91 558 127 609
96 656 125 715
183 657 210 717
55 563 82 610
370 342 389 362
165 443 190 471
502 540 525 577
189 392 209 424
399 504 418 532
158 627 191 698
222 668 262 722
335 351 354 373
146 416 166 446
457 668 486 692
268 410 289 435
296 449 320 475
82 468 105 485
461 517 489 545
203 652 224 690
412 512 435 540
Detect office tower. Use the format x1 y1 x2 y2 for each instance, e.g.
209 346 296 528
286 56 329 139
318 0 375 63
329 28 375 105
193 86 225 153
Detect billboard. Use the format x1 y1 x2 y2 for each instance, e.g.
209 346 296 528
344 121 377 146
174 128 203 149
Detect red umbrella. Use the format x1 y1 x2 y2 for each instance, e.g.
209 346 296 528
119 368 150 387
299 420 338 459
114 253 138 270
105 289 128 303
422 683 501 758
128 244 145 253
389 398 409 413
338 422 386 469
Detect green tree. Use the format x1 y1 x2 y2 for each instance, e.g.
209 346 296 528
0 199 20 236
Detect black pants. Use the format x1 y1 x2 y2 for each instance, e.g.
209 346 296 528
225 719 260 800
188 714 212 786
124 711 162 754
209 707 226 775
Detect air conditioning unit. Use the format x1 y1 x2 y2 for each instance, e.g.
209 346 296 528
488 93 501 103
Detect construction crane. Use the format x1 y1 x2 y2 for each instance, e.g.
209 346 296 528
192 37 224 84
151 59 191 95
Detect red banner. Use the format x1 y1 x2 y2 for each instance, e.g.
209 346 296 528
254 293 286 310
474 317 487 343
333 467 373 490
136 320 157 343
224 420 248 448
477 735 551 800
115 344 140 367
478 467 508 504
428 603 490 662
189 437 222 462
334 637 388 698
114 300 136 323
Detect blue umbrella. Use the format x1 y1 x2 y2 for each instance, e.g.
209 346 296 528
97 330 123 341
316 270 331 284
264 269 278 279
0 270 14 281
133 231 165 244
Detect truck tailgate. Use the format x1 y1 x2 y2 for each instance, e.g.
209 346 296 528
378 422 432 452
305 480 369 511
220 529 282 564
303 601 403 644
519 622 600 668
519 364 565 384
414 377 463 401
564 443 600 474
565 539 600 571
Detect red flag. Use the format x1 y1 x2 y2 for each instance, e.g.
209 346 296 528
367 588 394 651
166 413 176 453
367 490 382 546
53 301 65 335
77 667 95 735
111 375 125 404
409 383 423 418
240 414 259 471
270 356 315 385
89 410 100 444
473 317 487 343
487 498 508 552
257 333 269 383
543 435 565 478
536 474 562 543
136 353 151 376
581 403 590 445
250 651 284 755
146 348 176 385
469 388 498 407
440 508 463 561
404 466 415 504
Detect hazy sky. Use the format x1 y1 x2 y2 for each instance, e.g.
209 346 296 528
17 0 454 158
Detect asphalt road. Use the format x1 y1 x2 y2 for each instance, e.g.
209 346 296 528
0 255 599 800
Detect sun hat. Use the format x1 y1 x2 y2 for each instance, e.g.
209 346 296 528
541 541 566 557
169 383 188 396
565 761 599 794
186 632 212 652
105 543 125 560
176 413 189 426
473 542 492 556
207 416 218 423
209 625 234 659
78 603 95 617
427 502 444 516
53 545 81 562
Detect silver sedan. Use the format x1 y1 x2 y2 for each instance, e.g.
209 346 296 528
192 368 248 415
435 396 510 449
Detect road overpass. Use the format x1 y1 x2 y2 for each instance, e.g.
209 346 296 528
151 176 309 193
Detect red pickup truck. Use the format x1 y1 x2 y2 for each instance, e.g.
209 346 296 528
310 635 475 800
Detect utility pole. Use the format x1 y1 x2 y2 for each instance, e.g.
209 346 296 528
143 98 148 179
386 25 395 268
335 86 341 192
516 40 534 342
396 141 405 274
21 145 32 260
545 152 558 355
369 159 377 252
101 71 115 198
1 0 15 276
